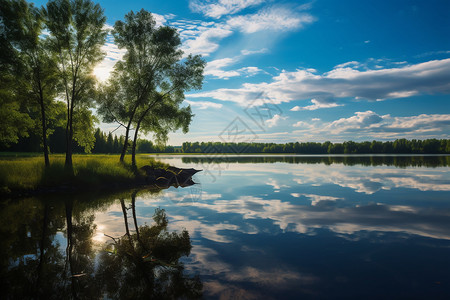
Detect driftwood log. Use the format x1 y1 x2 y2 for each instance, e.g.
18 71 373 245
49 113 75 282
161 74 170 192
140 166 202 188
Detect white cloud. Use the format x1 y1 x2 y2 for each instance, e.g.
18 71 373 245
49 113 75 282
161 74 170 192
227 6 315 33
102 24 114 32
327 111 386 131
152 13 168 27
292 121 313 128
265 114 287 128
181 25 233 56
293 111 450 140
190 0 265 18
291 99 343 111
204 56 265 79
179 4 315 57
204 57 240 78
241 48 268 55
238 66 264 76
189 58 450 106
185 100 223 109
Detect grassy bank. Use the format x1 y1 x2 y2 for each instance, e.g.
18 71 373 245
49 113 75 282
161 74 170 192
0 154 167 197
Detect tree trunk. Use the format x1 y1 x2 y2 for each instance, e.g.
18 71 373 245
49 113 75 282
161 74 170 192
131 191 147 252
36 203 49 295
131 120 141 170
64 198 78 299
120 199 135 251
65 101 74 172
119 122 131 163
38 85 50 167
40 99 50 167
65 114 73 171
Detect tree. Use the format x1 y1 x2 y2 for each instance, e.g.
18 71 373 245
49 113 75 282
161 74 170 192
0 0 34 147
8 0 60 166
106 132 113 153
45 0 106 170
98 9 205 168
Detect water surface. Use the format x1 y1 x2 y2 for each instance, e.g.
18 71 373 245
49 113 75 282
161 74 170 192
1 155 450 299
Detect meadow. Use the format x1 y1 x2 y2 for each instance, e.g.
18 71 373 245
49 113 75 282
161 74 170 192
0 154 167 196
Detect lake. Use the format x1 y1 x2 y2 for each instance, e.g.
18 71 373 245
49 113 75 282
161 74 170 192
1 155 450 299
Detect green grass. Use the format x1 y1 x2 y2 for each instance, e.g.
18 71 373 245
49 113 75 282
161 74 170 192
0 154 168 196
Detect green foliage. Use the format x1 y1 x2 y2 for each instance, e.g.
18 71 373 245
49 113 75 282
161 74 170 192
73 107 98 153
98 9 204 166
45 0 107 167
0 101 33 146
0 0 35 147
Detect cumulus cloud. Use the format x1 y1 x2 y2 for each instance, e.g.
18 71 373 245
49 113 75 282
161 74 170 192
189 0 265 18
293 111 450 140
265 114 287 128
292 121 313 128
327 111 385 131
181 24 233 56
227 6 315 33
189 58 450 106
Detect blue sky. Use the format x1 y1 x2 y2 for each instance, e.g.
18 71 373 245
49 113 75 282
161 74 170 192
34 0 450 145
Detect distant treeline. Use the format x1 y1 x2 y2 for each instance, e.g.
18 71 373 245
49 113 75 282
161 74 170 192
1 128 179 154
3 134 449 155
182 139 450 154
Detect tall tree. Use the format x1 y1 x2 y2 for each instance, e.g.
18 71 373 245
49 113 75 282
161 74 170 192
45 0 106 170
98 9 205 168
10 0 59 166
0 0 34 147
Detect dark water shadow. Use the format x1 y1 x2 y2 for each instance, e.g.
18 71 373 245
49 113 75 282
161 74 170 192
0 187 202 299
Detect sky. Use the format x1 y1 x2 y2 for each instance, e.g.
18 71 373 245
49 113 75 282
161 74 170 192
33 0 450 145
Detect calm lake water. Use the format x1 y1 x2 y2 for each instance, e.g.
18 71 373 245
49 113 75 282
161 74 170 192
1 155 450 299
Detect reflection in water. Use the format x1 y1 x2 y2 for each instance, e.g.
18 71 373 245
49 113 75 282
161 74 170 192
181 154 450 167
97 192 202 299
156 155 450 298
0 198 66 299
0 190 201 299
1 156 450 299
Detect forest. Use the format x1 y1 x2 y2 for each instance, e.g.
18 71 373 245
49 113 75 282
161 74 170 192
181 139 450 154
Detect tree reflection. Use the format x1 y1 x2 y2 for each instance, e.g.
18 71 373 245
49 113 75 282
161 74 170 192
63 197 99 299
181 155 450 167
97 191 202 299
0 189 201 299
0 198 66 299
